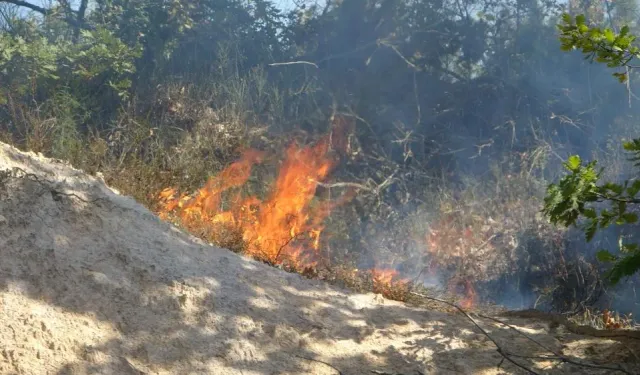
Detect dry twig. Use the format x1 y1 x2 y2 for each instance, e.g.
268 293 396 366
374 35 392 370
3 167 103 204
295 354 343 375
268 61 319 68
410 291 541 374
477 313 633 374
410 292 635 375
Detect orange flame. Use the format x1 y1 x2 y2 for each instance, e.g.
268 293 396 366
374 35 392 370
157 116 418 300
422 211 494 309
156 129 352 271
241 138 337 267
371 268 410 300
449 278 476 310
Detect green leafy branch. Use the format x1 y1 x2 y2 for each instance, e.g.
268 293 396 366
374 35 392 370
543 153 640 284
558 13 640 82
545 13 640 285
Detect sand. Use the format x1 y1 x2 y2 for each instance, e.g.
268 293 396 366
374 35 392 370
1 142 638 375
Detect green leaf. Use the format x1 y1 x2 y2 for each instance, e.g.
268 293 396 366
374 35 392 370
607 250 640 284
585 220 598 242
583 208 597 218
604 29 615 43
549 14 640 285
565 155 581 171
627 180 640 197
621 243 639 253
596 250 617 262
613 72 629 83
621 213 638 224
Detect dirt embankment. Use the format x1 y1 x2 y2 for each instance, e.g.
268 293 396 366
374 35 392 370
1 142 638 375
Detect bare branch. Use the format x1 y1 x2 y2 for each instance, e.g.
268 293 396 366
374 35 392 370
295 355 343 375
316 181 375 192
268 61 319 68
0 0 50 15
410 292 541 375
478 313 634 374
411 292 637 375
0 0 93 30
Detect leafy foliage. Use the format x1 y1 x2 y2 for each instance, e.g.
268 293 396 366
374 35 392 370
558 13 640 82
545 13 640 285
0 34 60 102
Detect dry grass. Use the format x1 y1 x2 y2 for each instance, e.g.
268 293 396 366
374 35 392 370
3 74 638 317
568 308 639 330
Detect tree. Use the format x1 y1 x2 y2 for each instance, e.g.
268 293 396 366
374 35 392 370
543 13 640 285
0 0 93 37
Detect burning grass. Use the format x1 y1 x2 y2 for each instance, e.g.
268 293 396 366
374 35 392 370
568 308 639 330
154 123 420 303
370 268 411 300
157 139 338 272
152 125 619 314
153 131 568 311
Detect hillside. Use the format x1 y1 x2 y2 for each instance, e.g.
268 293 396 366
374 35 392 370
1 141 638 375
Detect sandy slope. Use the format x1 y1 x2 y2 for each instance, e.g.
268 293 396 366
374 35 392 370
0 142 638 375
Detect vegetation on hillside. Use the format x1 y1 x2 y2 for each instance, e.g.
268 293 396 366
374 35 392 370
1 0 639 315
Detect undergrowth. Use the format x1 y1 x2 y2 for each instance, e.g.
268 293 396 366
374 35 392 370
1 49 637 328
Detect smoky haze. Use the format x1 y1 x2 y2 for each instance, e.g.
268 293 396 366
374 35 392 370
1 0 639 316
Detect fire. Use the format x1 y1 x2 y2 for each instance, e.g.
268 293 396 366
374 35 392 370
156 127 352 271
154 116 422 303
448 278 476 310
423 211 495 310
371 268 410 300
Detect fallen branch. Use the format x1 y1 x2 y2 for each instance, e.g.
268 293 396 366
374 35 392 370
410 292 636 375
2 167 103 204
295 354 343 375
409 291 541 375
477 313 634 374
315 181 375 192
268 61 319 68
315 171 397 196
499 309 640 340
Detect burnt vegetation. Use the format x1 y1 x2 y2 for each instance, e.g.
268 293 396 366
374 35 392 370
1 0 639 322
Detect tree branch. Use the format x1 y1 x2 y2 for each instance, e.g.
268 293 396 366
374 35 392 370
477 313 634 374
295 355 343 375
410 292 637 374
409 292 540 375
0 0 50 15
73 0 89 39
0 0 93 30
595 192 640 204
268 60 319 68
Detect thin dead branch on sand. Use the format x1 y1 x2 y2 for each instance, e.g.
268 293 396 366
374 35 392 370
1 167 104 204
371 370 425 375
477 313 633 374
409 292 635 375
294 354 343 374
500 310 640 340
409 292 541 375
